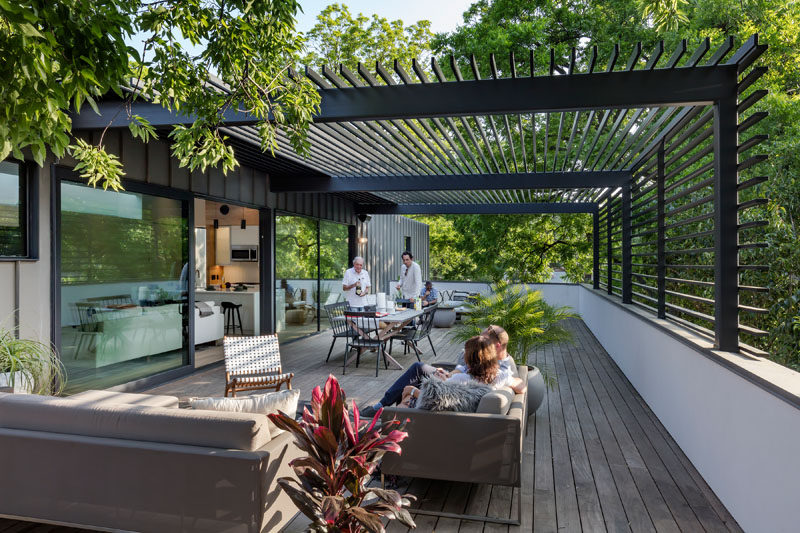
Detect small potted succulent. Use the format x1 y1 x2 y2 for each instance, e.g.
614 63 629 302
0 326 66 395
269 375 416 532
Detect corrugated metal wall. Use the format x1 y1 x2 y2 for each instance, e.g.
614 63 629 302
357 215 429 297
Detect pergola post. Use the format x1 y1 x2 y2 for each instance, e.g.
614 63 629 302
593 210 600 290
657 141 666 319
713 97 740 351
606 203 612 295
348 225 358 264
259 207 276 334
622 183 632 304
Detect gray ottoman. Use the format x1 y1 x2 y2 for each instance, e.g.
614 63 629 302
69 389 180 409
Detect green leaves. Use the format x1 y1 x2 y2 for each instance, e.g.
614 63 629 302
68 139 124 191
2 1 319 190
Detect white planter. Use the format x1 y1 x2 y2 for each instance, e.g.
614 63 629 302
0 371 33 393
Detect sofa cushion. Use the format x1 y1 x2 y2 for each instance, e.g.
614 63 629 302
0 393 270 451
476 387 516 415
69 389 179 409
188 389 300 438
417 377 492 413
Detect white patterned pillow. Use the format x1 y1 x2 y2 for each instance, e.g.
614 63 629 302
188 389 299 438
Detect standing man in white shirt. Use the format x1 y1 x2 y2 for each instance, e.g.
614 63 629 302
396 251 422 303
342 256 371 310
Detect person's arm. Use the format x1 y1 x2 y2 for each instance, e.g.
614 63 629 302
508 377 526 394
412 264 423 299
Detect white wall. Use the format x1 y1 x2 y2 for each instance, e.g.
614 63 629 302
577 285 800 533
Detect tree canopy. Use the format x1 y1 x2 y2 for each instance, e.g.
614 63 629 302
1 0 319 190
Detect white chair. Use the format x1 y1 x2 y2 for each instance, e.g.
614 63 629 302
223 334 294 397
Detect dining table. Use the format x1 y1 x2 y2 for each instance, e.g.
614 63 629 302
343 308 424 371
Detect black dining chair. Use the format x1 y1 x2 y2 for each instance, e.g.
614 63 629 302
389 304 438 359
324 301 356 363
343 311 389 377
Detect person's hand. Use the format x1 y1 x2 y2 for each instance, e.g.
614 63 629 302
434 367 450 379
402 385 416 397
395 283 401 289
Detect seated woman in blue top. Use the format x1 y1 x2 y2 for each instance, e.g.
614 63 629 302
361 325 525 417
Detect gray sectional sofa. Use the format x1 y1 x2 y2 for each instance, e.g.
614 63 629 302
0 390 301 532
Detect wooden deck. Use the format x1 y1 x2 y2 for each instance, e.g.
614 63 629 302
1 319 741 532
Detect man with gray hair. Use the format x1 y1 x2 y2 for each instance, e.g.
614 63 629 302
342 256 371 310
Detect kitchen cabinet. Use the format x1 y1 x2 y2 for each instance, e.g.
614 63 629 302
215 226 231 265
230 226 259 246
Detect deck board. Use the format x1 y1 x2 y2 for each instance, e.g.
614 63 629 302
1 319 741 532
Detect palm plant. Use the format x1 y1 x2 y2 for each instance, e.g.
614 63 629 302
449 281 578 368
0 326 66 395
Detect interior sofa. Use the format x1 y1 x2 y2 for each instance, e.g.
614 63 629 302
378 364 528 524
0 390 302 532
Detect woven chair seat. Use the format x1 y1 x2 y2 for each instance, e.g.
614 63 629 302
223 334 294 397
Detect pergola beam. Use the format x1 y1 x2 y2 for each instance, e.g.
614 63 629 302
360 203 597 215
270 171 632 193
70 66 737 130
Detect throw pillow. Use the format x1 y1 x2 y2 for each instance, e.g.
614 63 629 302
188 389 300 438
416 377 492 413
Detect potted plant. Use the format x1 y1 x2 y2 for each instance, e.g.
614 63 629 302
0 326 66 395
269 375 416 532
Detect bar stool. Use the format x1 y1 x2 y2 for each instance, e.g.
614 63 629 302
221 301 244 335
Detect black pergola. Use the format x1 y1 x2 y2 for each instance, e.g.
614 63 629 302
73 35 769 353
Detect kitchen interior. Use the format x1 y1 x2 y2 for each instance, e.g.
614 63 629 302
193 198 261 367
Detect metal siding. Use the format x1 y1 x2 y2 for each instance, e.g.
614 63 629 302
147 140 170 186
190 168 208 194
224 167 240 202
240 167 254 204
121 134 146 181
252 170 266 205
170 157 190 189
208 167 225 198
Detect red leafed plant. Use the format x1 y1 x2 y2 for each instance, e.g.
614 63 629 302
268 374 416 532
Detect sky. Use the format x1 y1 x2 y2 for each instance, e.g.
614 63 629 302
294 0 474 35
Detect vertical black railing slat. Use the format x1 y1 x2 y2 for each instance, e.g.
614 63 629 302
713 95 740 351
657 142 666 318
593 209 600 289
622 184 632 303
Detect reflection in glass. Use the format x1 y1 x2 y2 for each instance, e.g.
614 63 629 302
60 181 189 393
0 161 25 257
274 216 348 342
318 221 348 332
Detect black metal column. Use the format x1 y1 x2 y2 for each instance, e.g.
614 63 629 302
259 207 275 334
606 202 612 294
657 142 666 318
593 209 600 289
348 225 358 264
622 183 632 304
713 97 740 351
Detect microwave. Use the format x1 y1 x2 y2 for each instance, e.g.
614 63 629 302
231 245 258 262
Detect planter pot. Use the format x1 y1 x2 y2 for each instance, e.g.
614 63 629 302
0 371 33 394
525 365 546 416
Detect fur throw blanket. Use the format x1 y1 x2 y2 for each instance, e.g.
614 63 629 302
417 377 492 412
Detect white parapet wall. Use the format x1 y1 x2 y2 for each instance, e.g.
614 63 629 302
567 284 800 533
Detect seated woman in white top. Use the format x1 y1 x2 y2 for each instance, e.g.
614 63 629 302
400 335 524 407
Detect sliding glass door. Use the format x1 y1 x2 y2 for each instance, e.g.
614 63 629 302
59 180 190 393
275 215 348 342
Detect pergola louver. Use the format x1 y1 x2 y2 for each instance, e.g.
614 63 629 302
71 35 769 354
